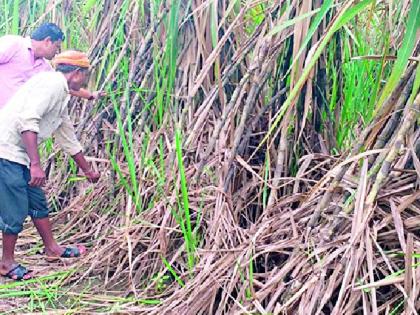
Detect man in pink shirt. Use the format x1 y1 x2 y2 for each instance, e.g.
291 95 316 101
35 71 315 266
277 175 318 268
0 23 103 109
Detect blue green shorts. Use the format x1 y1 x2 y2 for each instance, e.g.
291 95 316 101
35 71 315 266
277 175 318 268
0 158 49 235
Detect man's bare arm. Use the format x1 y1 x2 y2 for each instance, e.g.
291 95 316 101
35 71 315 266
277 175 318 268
21 131 46 187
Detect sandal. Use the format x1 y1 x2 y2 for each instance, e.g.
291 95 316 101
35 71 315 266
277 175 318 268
60 246 83 258
45 245 86 262
2 264 32 281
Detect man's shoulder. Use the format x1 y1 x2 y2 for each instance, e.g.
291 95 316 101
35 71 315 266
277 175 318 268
23 71 68 93
0 35 25 47
31 71 65 83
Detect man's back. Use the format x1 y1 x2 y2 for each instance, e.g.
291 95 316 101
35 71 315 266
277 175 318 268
0 35 52 108
0 71 79 167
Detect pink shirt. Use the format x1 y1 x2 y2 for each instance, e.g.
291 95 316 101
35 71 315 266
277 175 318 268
0 35 52 108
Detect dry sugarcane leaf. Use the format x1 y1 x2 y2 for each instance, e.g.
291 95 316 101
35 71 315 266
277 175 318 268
390 199 407 253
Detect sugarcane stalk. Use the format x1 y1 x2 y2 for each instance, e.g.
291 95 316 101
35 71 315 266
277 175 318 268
366 93 420 207
369 74 415 166
184 23 265 149
196 73 250 178
266 109 291 209
307 65 416 228
223 38 272 166
365 64 416 147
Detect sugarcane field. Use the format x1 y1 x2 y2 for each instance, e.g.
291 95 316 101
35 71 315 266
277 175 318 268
0 0 419 314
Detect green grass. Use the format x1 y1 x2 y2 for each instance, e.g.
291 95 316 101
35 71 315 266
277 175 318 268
327 26 389 149
0 269 161 313
106 85 144 211
161 256 185 287
0 270 73 312
375 0 420 111
257 0 376 154
174 127 196 272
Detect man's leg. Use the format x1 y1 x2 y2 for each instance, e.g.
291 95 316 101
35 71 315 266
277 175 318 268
24 166 65 256
0 233 31 280
28 185 86 258
0 159 31 279
1 233 17 264
0 233 17 270
32 217 64 256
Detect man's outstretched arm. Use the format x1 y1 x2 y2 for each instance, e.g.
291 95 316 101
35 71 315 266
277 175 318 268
54 115 100 183
72 151 100 183
70 88 105 100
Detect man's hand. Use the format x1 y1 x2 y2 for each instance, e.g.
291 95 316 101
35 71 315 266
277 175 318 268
29 163 46 187
21 131 44 187
89 91 106 100
84 170 100 183
72 152 100 183
69 89 106 100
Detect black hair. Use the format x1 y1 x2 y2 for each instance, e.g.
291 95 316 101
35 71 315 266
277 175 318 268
56 64 88 73
30 23 65 42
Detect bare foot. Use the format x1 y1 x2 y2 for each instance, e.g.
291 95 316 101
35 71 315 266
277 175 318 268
44 244 66 257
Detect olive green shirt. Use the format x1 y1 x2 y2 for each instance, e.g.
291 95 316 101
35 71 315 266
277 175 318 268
0 71 83 167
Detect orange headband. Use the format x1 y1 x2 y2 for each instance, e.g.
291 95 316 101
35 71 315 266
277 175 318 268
53 50 90 68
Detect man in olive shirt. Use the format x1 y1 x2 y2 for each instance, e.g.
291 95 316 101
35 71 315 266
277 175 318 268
0 51 100 280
